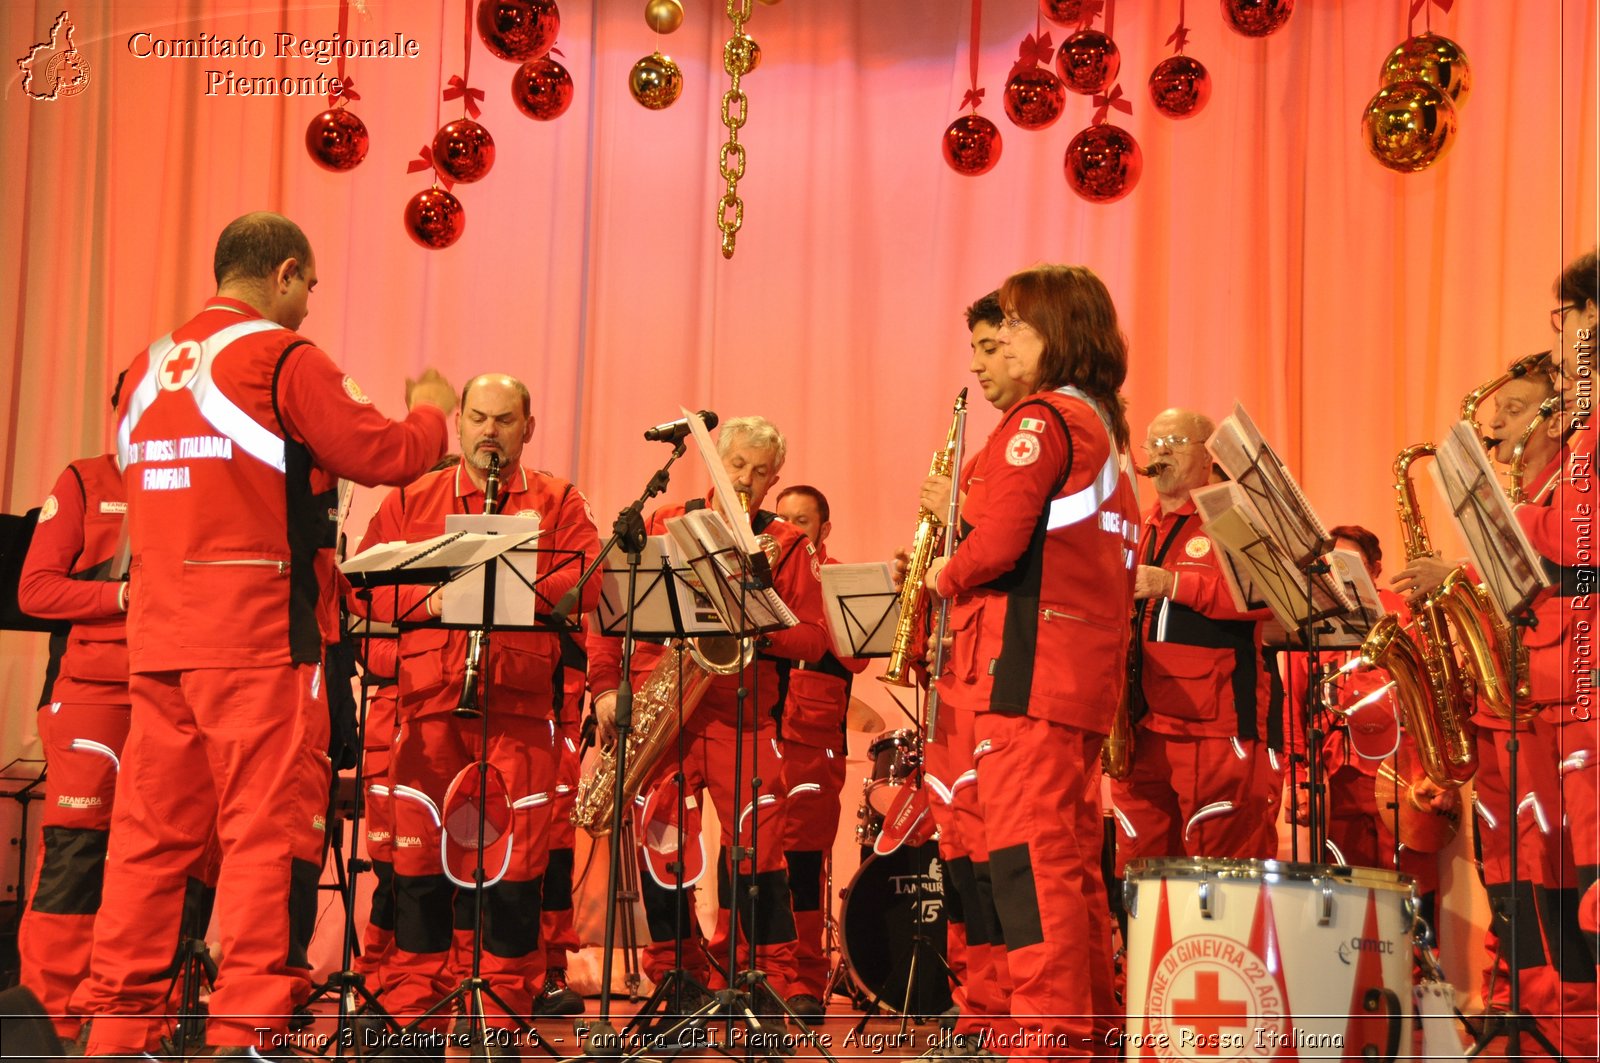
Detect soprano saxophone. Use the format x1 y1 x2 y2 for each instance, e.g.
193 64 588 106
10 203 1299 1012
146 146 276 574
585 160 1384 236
881 389 968 687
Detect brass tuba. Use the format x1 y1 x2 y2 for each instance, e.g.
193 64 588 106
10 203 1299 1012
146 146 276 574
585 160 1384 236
881 390 968 686
571 490 776 836
1358 445 1478 787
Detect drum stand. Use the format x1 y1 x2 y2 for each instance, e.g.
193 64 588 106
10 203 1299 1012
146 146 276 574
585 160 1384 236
1463 612 1567 1062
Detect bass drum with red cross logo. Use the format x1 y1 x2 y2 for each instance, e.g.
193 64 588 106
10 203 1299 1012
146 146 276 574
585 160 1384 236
1122 858 1420 1062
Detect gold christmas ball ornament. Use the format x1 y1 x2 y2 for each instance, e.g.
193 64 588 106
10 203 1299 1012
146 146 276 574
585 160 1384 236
1362 79 1457 173
644 0 683 34
1380 33 1471 110
629 52 684 110
724 34 762 77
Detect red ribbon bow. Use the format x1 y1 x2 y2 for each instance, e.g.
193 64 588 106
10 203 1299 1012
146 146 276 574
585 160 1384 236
960 86 986 112
1019 31 1054 68
330 75 359 107
1410 0 1453 16
1076 0 1105 28
407 146 455 189
442 74 484 118
1165 24 1190 53
1092 83 1131 124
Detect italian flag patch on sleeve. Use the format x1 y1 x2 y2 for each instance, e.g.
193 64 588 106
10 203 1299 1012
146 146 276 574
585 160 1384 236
1018 417 1046 433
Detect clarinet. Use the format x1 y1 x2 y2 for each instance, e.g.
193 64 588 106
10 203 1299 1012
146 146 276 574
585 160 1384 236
455 453 501 717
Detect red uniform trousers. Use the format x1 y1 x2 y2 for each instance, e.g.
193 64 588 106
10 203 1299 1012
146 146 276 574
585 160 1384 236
541 722 582 969
1469 719 1564 1014
384 706 557 1028
77 665 329 1053
354 687 398 986
1537 713 1599 1057
776 738 845 999
639 716 798 1000
19 699 130 1038
1109 730 1277 876
973 713 1117 1053
924 701 1012 1037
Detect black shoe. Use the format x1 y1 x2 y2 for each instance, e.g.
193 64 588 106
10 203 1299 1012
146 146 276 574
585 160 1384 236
531 967 585 1017
785 994 824 1023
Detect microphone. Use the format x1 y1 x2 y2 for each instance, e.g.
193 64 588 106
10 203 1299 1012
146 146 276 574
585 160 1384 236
644 410 718 443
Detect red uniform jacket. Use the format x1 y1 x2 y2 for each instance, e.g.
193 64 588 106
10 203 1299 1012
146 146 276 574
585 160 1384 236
935 388 1139 733
18 455 130 705
1136 499 1273 741
359 463 602 717
587 496 828 725
1514 432 1600 718
117 298 448 671
783 549 869 750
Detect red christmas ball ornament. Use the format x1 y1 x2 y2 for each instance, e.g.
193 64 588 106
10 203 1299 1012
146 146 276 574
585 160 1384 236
1220 0 1294 39
1056 30 1121 96
1039 0 1089 25
511 56 574 120
1064 124 1142 203
1148 55 1212 119
431 120 495 184
305 109 369 172
942 114 1003 176
476 0 560 62
404 188 467 249
1003 66 1067 131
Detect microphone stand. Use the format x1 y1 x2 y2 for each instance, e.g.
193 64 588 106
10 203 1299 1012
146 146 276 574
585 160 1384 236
558 441 688 1055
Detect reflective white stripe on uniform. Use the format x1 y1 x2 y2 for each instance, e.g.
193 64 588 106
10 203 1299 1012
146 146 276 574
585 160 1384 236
392 785 442 827
1519 793 1551 834
737 792 780 832
120 319 289 472
1046 450 1123 531
1112 806 1137 840
368 784 391 799
952 768 978 792
1324 839 1349 866
69 738 121 772
1474 798 1498 831
513 793 552 809
923 775 953 804
1561 750 1592 775
1183 800 1237 841
787 782 822 800
1230 737 1247 761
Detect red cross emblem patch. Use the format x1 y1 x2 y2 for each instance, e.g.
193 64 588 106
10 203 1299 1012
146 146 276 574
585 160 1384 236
158 341 202 391
1005 432 1040 466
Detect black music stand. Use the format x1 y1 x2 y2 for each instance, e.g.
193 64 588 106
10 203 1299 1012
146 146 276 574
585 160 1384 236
342 527 570 1060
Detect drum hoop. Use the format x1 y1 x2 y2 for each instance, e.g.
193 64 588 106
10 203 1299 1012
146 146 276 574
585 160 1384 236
1124 856 1414 894
867 727 919 754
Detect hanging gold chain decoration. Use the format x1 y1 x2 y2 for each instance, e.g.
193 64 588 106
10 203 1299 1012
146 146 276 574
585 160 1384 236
716 0 758 259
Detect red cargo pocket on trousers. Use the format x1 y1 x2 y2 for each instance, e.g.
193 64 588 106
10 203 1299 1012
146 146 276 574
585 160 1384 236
1140 643 1225 722
487 640 558 698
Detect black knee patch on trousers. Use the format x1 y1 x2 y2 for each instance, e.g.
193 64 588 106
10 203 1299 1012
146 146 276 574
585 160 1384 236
542 847 574 912
1535 884 1598 982
288 857 321 969
973 859 1005 948
989 843 1043 950
1579 865 1600 965
785 850 823 912
1487 881 1548 971
395 872 456 954
482 876 543 959
369 859 396 932
944 856 981 941
31 826 109 915
640 871 698 943
455 887 475 931
716 861 797 944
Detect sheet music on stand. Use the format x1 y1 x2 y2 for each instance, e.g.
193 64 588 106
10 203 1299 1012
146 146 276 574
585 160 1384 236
594 534 730 639
820 562 899 657
1207 403 1333 568
439 513 552 627
341 527 542 589
664 509 797 634
1191 482 1359 644
1429 420 1552 618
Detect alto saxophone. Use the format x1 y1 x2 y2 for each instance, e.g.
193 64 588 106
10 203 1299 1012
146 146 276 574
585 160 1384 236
1358 445 1478 787
882 390 968 687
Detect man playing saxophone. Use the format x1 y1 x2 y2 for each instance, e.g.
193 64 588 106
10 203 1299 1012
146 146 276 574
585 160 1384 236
355 373 602 1036
1109 408 1280 871
590 415 828 1011
1392 351 1589 1035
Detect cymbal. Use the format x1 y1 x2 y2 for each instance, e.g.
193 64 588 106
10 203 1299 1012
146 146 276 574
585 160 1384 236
846 697 887 735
